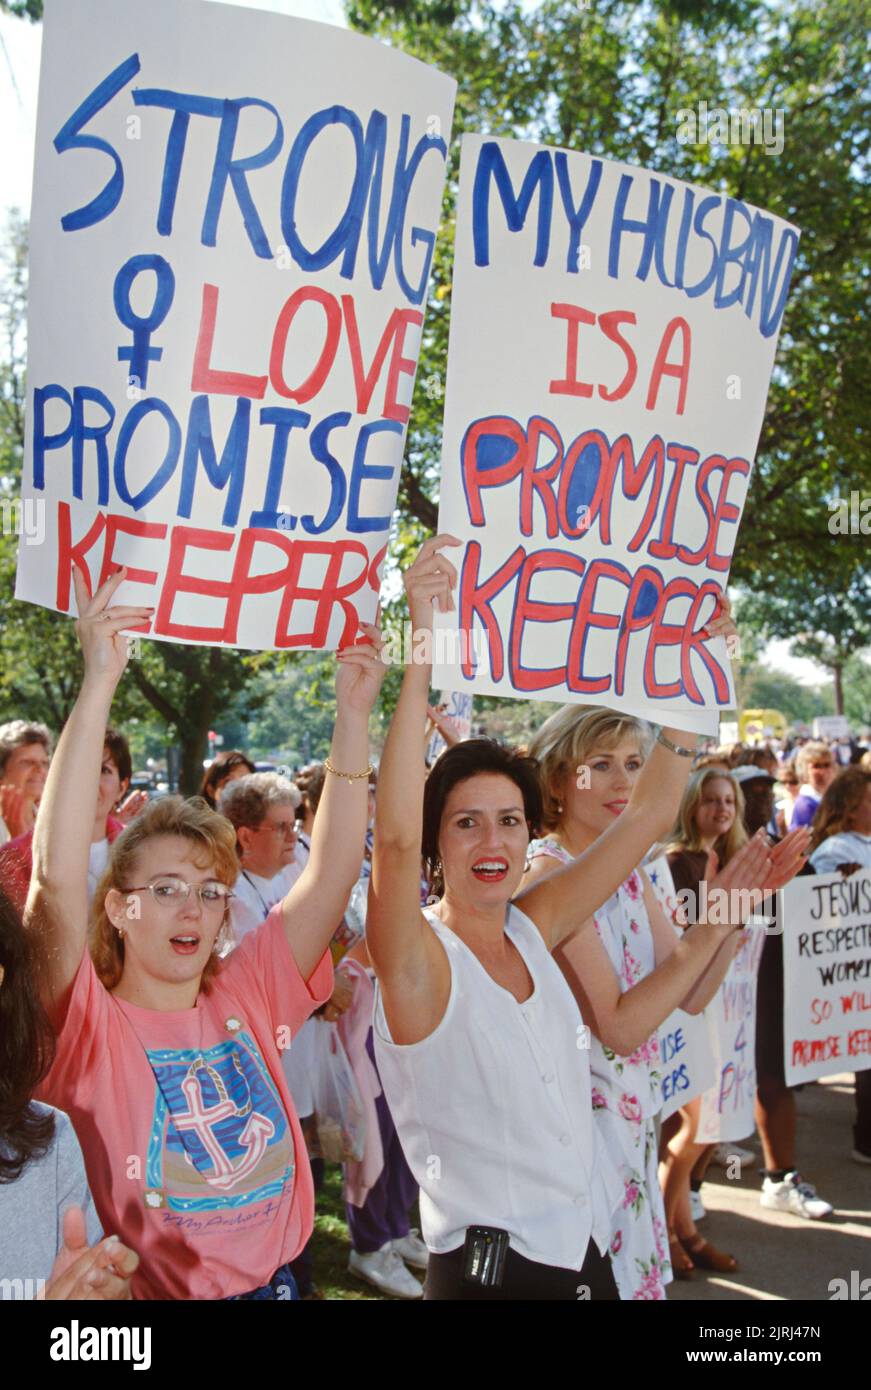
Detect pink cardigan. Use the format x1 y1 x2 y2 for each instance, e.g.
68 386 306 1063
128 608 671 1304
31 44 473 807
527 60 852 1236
338 959 385 1207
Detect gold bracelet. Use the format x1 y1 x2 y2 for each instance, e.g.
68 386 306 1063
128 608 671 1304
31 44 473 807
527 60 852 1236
324 757 374 783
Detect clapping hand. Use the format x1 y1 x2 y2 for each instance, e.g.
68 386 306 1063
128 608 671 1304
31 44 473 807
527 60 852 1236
43 1207 138 1301
0 783 35 839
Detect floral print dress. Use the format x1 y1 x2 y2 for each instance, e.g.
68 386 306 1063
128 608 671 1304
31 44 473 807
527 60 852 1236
527 838 672 1300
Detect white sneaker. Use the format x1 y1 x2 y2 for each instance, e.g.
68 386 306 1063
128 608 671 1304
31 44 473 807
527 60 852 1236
392 1229 429 1270
349 1245 424 1298
760 1171 833 1220
690 1190 707 1223
710 1143 756 1169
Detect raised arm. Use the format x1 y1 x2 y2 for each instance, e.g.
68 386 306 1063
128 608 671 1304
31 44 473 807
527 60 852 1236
366 537 461 1044
516 727 701 949
555 833 776 1054
27 566 153 1011
516 599 739 949
280 620 387 981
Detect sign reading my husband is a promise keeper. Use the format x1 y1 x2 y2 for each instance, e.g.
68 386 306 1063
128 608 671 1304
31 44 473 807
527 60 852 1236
17 0 455 649
434 136 799 728
781 871 871 1087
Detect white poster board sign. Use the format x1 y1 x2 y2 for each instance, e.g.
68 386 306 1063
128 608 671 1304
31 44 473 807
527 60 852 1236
646 855 716 1120
781 871 871 1085
426 689 474 761
434 135 799 731
813 715 850 740
18 0 455 649
697 924 766 1143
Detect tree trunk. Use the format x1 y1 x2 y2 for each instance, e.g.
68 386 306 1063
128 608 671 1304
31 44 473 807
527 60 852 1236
833 662 844 715
179 723 210 798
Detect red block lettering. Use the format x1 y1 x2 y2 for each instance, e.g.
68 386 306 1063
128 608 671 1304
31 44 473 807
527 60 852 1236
191 284 268 398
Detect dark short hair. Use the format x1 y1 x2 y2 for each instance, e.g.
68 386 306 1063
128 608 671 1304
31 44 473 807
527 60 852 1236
104 727 132 786
199 750 256 810
422 739 543 892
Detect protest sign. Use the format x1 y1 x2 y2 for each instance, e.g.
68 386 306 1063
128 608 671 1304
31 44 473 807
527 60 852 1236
781 871 871 1086
812 715 850 740
17 0 455 649
646 855 716 1119
426 689 474 761
697 924 765 1143
433 135 798 730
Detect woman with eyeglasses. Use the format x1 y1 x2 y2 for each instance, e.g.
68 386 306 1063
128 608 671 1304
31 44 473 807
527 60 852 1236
25 564 386 1300
219 773 303 943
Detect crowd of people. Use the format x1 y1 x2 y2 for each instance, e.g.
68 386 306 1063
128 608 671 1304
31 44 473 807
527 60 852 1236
0 542 869 1301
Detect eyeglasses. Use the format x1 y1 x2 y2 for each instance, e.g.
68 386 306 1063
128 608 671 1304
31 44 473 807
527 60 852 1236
259 820 297 840
121 876 234 912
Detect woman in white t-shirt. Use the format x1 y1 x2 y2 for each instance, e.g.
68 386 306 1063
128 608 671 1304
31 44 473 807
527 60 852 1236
366 538 772 1301
809 768 871 874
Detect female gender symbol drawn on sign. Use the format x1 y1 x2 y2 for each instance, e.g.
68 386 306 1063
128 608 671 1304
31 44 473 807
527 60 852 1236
114 252 176 391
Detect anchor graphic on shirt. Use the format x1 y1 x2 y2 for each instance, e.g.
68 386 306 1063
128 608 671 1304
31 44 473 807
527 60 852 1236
173 1054 275 1192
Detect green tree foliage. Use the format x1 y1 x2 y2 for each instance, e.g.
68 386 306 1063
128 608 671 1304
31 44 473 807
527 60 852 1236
349 0 870 621
738 567 871 714
0 1 42 19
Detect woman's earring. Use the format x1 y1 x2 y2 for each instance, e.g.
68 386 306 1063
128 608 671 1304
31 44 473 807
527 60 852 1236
116 925 125 939
556 803 564 814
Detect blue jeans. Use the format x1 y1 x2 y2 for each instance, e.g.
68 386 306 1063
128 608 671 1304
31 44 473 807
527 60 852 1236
226 1264 300 1301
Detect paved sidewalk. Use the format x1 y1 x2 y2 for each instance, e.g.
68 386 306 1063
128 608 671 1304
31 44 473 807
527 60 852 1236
668 1073 870 1301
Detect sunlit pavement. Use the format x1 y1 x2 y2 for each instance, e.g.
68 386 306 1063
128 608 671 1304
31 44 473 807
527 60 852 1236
667 1074 870 1301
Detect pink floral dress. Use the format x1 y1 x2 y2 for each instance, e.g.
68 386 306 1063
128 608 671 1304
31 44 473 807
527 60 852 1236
527 838 672 1300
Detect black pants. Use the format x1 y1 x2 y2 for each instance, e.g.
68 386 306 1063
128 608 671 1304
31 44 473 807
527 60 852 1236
424 1238 618 1301
856 1069 871 1156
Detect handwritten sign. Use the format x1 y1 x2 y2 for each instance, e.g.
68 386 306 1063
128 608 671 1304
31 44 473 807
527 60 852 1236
646 855 716 1120
697 924 765 1143
426 689 474 761
433 135 798 729
781 871 871 1085
17 0 455 649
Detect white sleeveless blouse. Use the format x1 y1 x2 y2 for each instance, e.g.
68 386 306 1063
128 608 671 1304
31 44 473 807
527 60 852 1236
373 904 621 1269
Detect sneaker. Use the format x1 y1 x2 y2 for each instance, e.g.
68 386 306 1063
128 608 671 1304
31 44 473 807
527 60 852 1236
710 1143 756 1169
349 1245 424 1299
392 1229 429 1270
760 1171 833 1220
690 1190 707 1223
852 1148 871 1165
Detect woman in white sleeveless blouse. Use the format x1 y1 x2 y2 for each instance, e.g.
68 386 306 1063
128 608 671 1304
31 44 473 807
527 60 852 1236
366 538 786 1301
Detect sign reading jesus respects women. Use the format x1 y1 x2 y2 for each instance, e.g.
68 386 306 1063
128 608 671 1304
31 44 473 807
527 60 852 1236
781 871 871 1086
17 0 455 649
434 135 799 725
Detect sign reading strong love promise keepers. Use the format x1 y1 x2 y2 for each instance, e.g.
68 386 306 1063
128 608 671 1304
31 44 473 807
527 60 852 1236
433 135 799 727
17 0 455 649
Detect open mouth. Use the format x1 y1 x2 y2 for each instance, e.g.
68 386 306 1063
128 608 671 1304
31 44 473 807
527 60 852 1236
604 801 628 814
170 934 201 956
471 858 509 882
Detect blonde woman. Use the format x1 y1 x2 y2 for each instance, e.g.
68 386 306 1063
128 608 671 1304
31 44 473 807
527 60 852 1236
790 741 836 828
26 564 386 1299
661 767 750 1276
523 711 804 1299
